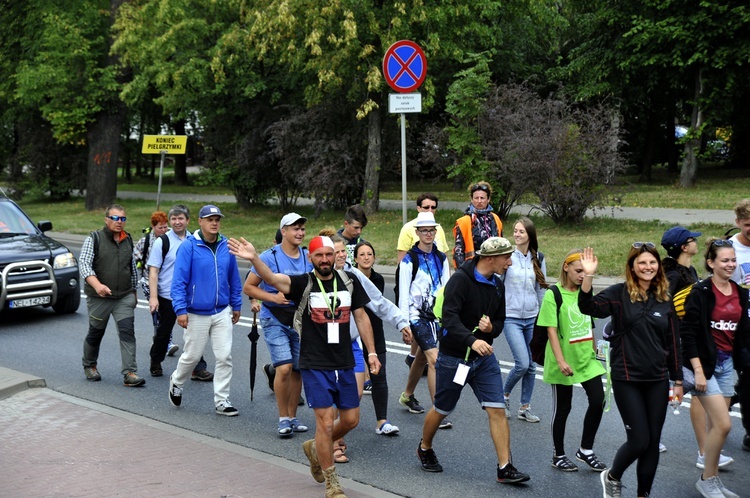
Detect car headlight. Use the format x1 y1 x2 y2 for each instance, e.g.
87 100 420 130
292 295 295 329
54 252 77 269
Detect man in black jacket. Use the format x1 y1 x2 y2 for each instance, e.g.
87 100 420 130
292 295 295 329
416 237 530 484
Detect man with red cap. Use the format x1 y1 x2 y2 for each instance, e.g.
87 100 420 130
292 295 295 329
228 235 380 498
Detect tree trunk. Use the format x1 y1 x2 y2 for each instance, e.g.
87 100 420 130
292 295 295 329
362 102 382 213
173 119 189 185
679 68 703 188
84 0 128 210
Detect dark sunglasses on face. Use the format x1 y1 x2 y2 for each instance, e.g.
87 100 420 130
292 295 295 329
420 205 437 210
107 215 126 222
632 241 655 249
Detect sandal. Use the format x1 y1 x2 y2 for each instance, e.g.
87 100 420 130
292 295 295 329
334 438 347 455
333 447 349 464
575 450 607 471
552 454 579 472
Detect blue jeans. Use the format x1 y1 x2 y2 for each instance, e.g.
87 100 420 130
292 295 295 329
433 352 505 415
502 317 536 406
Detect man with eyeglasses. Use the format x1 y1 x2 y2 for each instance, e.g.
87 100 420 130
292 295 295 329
397 212 450 422
169 205 243 416
80 204 145 387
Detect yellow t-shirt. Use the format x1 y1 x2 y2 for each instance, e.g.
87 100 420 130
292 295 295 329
397 218 450 254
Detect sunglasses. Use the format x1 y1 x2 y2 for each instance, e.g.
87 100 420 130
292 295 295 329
417 228 437 235
711 239 734 248
470 184 490 194
632 242 655 249
420 205 438 210
107 215 127 222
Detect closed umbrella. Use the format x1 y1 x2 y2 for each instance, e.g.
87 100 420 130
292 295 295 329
248 311 260 401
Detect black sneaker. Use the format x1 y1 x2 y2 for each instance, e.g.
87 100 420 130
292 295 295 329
496 463 530 484
417 440 443 472
263 364 276 392
399 392 425 414
215 400 239 416
168 377 182 407
150 362 163 377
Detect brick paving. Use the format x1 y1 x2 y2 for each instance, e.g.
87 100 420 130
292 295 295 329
0 388 392 498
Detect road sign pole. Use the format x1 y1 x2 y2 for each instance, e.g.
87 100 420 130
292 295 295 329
401 113 407 225
156 151 166 211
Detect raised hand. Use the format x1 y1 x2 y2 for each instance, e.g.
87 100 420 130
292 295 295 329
581 247 598 275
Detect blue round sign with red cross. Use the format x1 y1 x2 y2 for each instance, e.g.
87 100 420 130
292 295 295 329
383 40 427 93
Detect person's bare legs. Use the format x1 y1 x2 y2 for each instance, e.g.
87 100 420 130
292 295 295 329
404 347 427 397
421 407 446 449
274 364 302 418
487 407 511 466
699 394 732 479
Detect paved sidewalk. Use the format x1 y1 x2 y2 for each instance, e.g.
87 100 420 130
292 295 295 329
0 369 395 498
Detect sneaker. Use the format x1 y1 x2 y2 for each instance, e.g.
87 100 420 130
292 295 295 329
278 419 293 437
167 342 179 356
150 362 163 377
302 439 325 483
417 440 443 472
575 450 607 471
696 451 734 469
399 392 425 414
743 434 750 452
601 470 623 498
517 407 540 423
552 455 579 472
376 421 400 436
84 366 101 382
716 477 740 498
263 363 276 392
363 380 373 394
215 400 239 416
504 396 511 418
191 369 214 381
290 418 308 432
168 377 182 407
438 418 453 430
496 462 530 484
659 442 667 453
695 475 726 498
123 372 145 387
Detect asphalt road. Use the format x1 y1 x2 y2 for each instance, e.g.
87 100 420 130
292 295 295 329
1 244 747 497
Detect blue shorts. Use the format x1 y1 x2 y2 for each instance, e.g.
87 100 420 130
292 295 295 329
411 319 439 351
261 313 300 370
433 351 505 415
351 339 365 373
691 357 735 398
301 369 359 410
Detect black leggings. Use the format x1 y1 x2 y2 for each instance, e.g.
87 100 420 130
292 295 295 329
550 376 605 456
368 352 388 421
610 379 668 497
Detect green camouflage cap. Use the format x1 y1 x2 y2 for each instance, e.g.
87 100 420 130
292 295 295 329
475 237 513 256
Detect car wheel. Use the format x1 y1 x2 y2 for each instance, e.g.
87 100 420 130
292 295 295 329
53 290 81 314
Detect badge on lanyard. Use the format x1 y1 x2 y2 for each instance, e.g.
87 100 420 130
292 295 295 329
316 275 339 344
453 363 470 385
327 322 339 344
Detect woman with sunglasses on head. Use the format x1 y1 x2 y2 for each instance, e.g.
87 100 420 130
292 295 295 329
681 238 747 498
578 243 682 498
502 217 547 423
452 181 503 268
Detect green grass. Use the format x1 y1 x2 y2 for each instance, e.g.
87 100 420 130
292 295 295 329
20 196 728 277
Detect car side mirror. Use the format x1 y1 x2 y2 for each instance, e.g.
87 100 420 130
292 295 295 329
38 220 53 232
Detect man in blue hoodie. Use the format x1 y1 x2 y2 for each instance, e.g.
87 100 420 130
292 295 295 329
397 212 450 420
168 205 243 416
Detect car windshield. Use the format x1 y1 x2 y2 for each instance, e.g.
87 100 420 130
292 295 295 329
0 201 38 236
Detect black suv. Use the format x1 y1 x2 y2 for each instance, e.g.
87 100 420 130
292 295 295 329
0 193 81 314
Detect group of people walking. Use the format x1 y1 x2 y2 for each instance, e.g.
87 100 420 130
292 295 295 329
77 188 749 498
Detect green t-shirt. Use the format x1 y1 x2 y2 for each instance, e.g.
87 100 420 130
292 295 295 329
537 285 605 385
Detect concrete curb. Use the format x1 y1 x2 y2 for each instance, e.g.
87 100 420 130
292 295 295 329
0 366 46 400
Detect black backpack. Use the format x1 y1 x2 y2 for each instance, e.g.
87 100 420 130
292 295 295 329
530 285 563 365
394 245 447 304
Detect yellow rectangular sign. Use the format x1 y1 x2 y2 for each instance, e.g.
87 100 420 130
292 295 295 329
142 135 187 154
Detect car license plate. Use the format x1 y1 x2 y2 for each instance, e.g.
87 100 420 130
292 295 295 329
9 296 51 308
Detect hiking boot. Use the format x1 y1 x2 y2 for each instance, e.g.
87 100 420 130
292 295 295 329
150 362 163 377
601 470 622 498
123 372 145 387
496 462 530 483
84 366 101 381
399 392 425 414
417 440 443 472
167 342 179 356
168 376 182 407
263 363 276 392
302 439 325 483
215 400 239 416
323 466 346 498
191 369 214 381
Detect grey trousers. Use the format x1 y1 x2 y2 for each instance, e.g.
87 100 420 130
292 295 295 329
82 292 138 375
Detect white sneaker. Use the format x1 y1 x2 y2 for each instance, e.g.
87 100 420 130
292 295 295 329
517 407 540 423
695 475 727 498
696 451 734 469
658 442 667 453
715 476 740 498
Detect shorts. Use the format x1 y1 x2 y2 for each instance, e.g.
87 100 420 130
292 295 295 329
432 351 505 415
691 356 735 398
301 368 359 410
411 319 439 352
351 339 366 373
261 314 300 370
